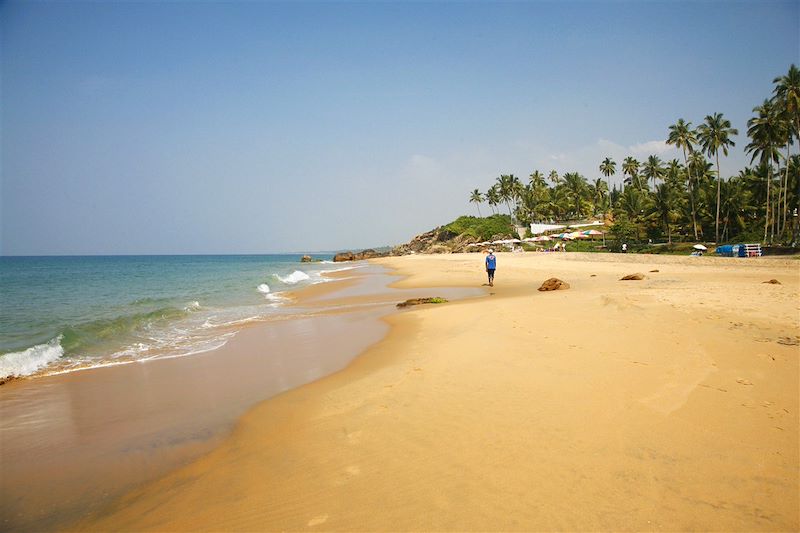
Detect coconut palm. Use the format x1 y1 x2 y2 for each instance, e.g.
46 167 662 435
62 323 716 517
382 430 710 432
772 66 800 238
563 172 588 218
697 112 738 242
496 174 516 217
469 189 484 217
622 157 640 191
486 185 501 215
599 157 616 208
548 169 561 187
651 183 678 243
641 155 665 190
592 178 608 214
746 99 785 242
529 170 546 190
667 119 700 239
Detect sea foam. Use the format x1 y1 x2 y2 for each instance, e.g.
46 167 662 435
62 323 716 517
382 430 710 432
0 336 65 378
274 270 310 284
257 283 271 294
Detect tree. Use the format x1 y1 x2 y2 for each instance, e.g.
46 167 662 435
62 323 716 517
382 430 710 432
548 169 561 187
469 189 484 217
486 185 500 215
592 178 609 214
746 99 784 242
773 65 800 239
667 119 700 239
529 170 546 189
641 155 665 190
622 157 640 191
697 112 738 243
652 182 678 243
599 157 616 209
497 174 516 217
563 172 588 218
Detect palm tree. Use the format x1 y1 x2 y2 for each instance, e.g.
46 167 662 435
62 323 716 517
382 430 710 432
642 155 665 190
529 170 546 189
563 172 588 218
592 178 608 214
652 183 678 243
667 119 700 239
773 65 800 238
548 170 561 187
697 112 738 243
469 189 483 217
746 99 785 242
618 187 649 240
497 174 516 217
599 157 616 208
486 185 500 215
622 157 640 191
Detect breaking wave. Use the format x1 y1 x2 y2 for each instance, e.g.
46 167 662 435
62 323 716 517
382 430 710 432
0 336 65 379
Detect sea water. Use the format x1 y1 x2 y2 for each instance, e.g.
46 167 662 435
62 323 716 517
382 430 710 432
0 255 357 379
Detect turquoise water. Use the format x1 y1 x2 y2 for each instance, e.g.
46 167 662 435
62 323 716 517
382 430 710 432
0 255 355 379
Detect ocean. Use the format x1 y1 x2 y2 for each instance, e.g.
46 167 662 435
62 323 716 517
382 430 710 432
0 254 355 380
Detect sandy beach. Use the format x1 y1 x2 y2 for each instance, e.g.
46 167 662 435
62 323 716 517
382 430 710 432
69 252 798 531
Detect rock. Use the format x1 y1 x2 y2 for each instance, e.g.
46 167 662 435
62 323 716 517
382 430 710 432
538 278 570 291
301 255 313 262
333 252 355 262
763 279 781 284
396 297 448 308
590 274 597 277
649 269 660 273
620 273 646 281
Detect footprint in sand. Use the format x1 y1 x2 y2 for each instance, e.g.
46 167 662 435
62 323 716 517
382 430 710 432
308 515 329 527
737 378 754 386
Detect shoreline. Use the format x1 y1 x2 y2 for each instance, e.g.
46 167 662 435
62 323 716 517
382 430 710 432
1 263 483 532
73 252 798 531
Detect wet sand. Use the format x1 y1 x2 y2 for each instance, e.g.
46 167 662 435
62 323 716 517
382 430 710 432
72 252 799 531
0 264 482 531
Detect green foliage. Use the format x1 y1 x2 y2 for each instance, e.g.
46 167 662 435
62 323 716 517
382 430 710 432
443 214 514 241
609 214 639 244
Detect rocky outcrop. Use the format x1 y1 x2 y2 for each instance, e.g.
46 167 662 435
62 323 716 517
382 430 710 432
620 273 646 280
301 255 313 262
333 249 390 262
538 278 570 291
392 227 487 255
333 252 355 262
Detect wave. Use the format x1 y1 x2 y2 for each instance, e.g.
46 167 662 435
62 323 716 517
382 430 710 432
0 336 65 378
257 283 271 294
274 270 310 284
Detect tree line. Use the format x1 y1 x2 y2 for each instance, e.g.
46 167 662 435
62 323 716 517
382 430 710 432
468 64 799 245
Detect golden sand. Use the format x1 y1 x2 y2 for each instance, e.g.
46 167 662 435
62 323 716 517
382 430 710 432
76 252 799 531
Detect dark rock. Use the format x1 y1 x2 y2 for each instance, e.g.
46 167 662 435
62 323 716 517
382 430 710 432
763 279 781 285
301 255 313 262
333 252 355 262
649 269 660 273
620 273 646 281
538 278 570 291
396 297 448 308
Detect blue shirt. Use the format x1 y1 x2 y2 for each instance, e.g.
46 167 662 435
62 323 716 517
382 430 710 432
485 254 496 269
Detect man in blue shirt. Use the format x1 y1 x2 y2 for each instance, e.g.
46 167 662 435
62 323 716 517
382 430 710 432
485 249 497 286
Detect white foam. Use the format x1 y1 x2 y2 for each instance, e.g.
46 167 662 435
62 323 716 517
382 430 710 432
0 336 65 378
257 283 271 294
184 301 201 311
275 270 310 284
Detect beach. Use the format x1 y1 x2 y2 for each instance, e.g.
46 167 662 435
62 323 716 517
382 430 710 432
63 252 799 531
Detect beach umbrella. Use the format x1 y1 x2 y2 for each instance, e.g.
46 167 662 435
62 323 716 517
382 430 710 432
693 244 708 251
582 229 603 235
533 235 551 242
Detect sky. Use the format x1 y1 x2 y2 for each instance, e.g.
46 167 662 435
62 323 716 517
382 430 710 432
1 1 798 255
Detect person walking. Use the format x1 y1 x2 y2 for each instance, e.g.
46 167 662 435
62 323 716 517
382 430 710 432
485 249 497 286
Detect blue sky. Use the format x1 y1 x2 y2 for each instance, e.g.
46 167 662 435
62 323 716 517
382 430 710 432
2 1 798 255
